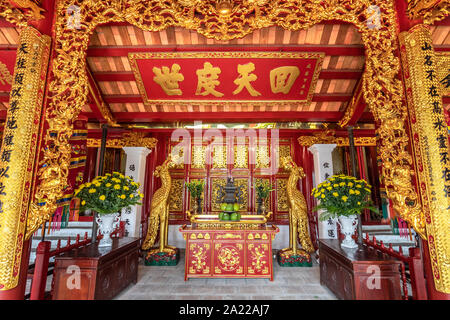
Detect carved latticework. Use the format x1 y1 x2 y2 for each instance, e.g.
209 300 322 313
276 178 289 212
234 144 248 169
168 178 184 212
211 178 227 211
212 145 227 169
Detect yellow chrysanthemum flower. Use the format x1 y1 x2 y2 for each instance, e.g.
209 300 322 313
114 184 121 190
333 192 339 197
123 186 129 191
339 182 346 186
106 183 112 187
355 190 360 195
88 188 96 193
120 194 126 199
139 193 144 198
99 195 106 201
321 194 325 199
327 187 332 191
349 189 355 195
333 184 339 188
342 196 348 202
356 184 362 188
357 201 361 205
348 182 354 187
130 194 134 198
365 188 371 192
81 200 86 205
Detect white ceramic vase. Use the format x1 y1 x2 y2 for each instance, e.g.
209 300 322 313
96 212 120 247
337 215 358 249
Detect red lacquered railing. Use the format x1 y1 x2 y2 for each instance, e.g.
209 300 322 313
363 234 427 300
29 232 102 300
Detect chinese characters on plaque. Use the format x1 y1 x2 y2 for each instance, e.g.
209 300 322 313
129 52 324 105
421 41 450 200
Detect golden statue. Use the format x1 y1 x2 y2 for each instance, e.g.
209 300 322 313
279 156 315 260
141 156 177 256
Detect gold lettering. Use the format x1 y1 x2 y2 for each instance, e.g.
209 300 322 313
270 66 300 94
152 63 184 96
233 62 261 96
195 62 224 97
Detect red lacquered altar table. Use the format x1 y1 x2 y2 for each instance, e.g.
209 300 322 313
179 225 279 281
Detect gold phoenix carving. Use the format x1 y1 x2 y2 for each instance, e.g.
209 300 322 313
0 26 50 290
279 156 315 260
399 25 450 293
0 0 44 26
142 156 178 256
1 0 429 289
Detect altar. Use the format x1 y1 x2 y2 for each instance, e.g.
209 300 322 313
179 224 279 281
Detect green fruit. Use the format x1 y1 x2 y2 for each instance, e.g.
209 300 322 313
220 203 227 211
222 213 230 220
230 213 238 221
233 203 240 211
219 212 223 220
237 213 241 220
226 203 234 211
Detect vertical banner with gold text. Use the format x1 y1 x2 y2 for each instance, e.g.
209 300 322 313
0 27 50 290
400 25 450 294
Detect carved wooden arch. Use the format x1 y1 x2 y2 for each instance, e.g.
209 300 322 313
23 0 426 243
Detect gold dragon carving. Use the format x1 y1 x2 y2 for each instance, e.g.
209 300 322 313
279 156 315 259
19 0 426 255
407 0 449 24
0 0 44 26
141 156 177 256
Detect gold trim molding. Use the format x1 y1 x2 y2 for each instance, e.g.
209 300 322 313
87 132 157 149
298 127 377 147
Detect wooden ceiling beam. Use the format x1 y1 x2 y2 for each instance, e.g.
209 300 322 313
86 66 119 127
80 111 374 123
338 78 366 127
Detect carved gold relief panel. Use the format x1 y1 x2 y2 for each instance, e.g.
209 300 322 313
212 145 227 169
276 178 289 212
168 178 184 212
276 144 291 172
170 144 185 169
256 143 270 169
234 144 248 168
234 178 249 211
191 145 206 169
211 177 227 211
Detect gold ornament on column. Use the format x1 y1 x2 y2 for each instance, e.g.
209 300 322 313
142 156 177 256
278 156 315 260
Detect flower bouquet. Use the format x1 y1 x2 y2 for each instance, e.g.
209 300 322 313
75 171 144 246
312 174 377 248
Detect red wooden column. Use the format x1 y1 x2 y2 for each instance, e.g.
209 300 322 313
0 240 31 300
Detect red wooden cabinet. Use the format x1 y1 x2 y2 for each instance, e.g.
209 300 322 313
52 237 140 300
319 239 403 300
180 225 279 280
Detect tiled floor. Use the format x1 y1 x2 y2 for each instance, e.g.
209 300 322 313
115 251 337 300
